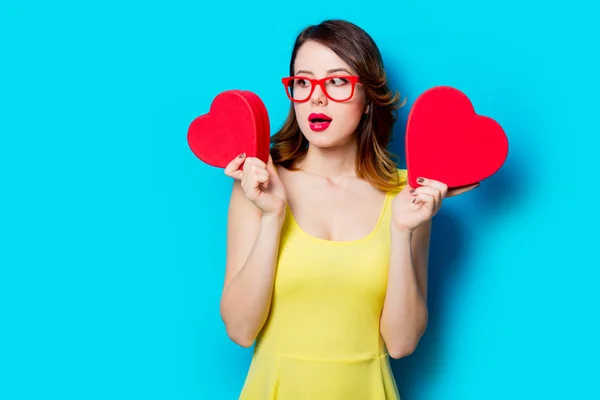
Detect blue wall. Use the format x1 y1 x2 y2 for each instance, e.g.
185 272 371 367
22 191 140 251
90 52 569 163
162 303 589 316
1 1 598 399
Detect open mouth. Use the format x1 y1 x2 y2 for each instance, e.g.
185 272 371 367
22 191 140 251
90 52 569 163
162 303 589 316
308 113 332 131
309 113 332 123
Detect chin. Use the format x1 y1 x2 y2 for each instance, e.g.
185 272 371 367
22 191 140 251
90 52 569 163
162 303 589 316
306 132 353 149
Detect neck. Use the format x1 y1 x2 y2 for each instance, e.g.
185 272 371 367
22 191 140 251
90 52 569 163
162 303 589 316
298 141 358 181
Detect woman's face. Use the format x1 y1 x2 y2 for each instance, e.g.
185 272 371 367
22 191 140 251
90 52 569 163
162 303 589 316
291 40 367 149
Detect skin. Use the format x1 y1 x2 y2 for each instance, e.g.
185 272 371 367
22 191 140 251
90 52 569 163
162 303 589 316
220 40 478 355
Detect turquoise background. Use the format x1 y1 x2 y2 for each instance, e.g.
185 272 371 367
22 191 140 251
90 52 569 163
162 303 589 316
1 0 598 399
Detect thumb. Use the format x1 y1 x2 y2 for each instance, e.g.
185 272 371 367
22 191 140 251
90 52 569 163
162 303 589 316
266 154 278 175
224 152 246 180
266 154 283 184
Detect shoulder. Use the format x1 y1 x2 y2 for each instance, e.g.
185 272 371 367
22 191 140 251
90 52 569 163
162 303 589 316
396 168 407 182
387 168 408 196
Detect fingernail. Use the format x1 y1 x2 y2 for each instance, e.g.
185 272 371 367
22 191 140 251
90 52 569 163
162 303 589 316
238 153 246 158
410 188 415 193
412 198 416 204
417 178 424 183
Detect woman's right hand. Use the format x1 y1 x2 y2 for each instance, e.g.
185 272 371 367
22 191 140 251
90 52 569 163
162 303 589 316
224 153 287 219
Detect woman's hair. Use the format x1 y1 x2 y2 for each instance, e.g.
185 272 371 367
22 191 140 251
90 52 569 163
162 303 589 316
270 19 407 191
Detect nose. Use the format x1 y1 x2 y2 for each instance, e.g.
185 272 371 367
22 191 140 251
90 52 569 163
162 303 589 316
310 82 327 106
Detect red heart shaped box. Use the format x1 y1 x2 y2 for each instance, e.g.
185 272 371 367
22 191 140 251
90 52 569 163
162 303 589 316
405 86 508 189
187 90 270 168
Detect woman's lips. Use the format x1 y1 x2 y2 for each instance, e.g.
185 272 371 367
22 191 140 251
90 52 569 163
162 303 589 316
309 121 331 131
308 113 332 132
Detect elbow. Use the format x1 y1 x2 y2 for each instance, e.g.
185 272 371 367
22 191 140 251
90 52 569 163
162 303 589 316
387 311 429 360
220 304 257 348
221 314 256 348
225 325 256 348
230 332 255 348
386 332 422 359
388 341 418 359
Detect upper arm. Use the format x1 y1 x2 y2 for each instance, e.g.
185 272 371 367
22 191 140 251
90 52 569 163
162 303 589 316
411 219 432 300
222 180 262 293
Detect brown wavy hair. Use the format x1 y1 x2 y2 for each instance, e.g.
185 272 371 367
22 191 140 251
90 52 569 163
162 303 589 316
270 19 407 191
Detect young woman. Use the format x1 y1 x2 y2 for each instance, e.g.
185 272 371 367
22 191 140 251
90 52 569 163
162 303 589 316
220 19 478 399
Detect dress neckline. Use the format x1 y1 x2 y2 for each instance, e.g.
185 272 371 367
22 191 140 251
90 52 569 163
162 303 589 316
285 191 391 245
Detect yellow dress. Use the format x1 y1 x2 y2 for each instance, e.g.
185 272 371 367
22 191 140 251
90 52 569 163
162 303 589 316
238 169 407 400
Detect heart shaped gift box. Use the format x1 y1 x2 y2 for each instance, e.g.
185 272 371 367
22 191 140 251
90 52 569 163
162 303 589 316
188 90 271 168
405 86 509 189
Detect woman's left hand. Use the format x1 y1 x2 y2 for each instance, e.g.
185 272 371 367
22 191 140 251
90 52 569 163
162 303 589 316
391 178 479 232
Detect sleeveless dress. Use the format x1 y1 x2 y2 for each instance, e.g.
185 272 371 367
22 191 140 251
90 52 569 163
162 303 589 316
238 169 408 400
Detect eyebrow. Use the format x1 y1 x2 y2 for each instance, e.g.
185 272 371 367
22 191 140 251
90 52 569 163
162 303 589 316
294 68 353 76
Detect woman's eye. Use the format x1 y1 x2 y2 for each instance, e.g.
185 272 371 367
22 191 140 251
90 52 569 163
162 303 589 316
295 79 309 87
330 77 348 85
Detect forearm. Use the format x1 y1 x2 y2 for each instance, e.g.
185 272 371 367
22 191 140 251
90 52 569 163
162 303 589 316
220 214 283 347
380 227 428 358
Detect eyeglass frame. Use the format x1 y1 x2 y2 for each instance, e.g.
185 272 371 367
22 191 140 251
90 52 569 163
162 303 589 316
281 75 361 103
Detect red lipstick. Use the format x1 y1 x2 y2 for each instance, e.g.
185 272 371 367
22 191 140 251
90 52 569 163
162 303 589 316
308 113 332 132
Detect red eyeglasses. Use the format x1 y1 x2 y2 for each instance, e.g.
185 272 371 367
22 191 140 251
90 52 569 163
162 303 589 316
281 75 361 103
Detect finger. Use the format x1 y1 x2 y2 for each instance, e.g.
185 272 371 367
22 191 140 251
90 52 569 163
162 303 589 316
243 167 269 190
244 157 267 169
239 156 266 176
254 171 269 185
411 186 443 209
412 193 433 205
416 177 448 198
266 153 277 173
447 182 480 197
240 160 264 181
245 173 268 201
411 186 441 198
412 193 436 211
266 157 282 186
224 153 247 180
243 167 268 185
247 163 268 180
